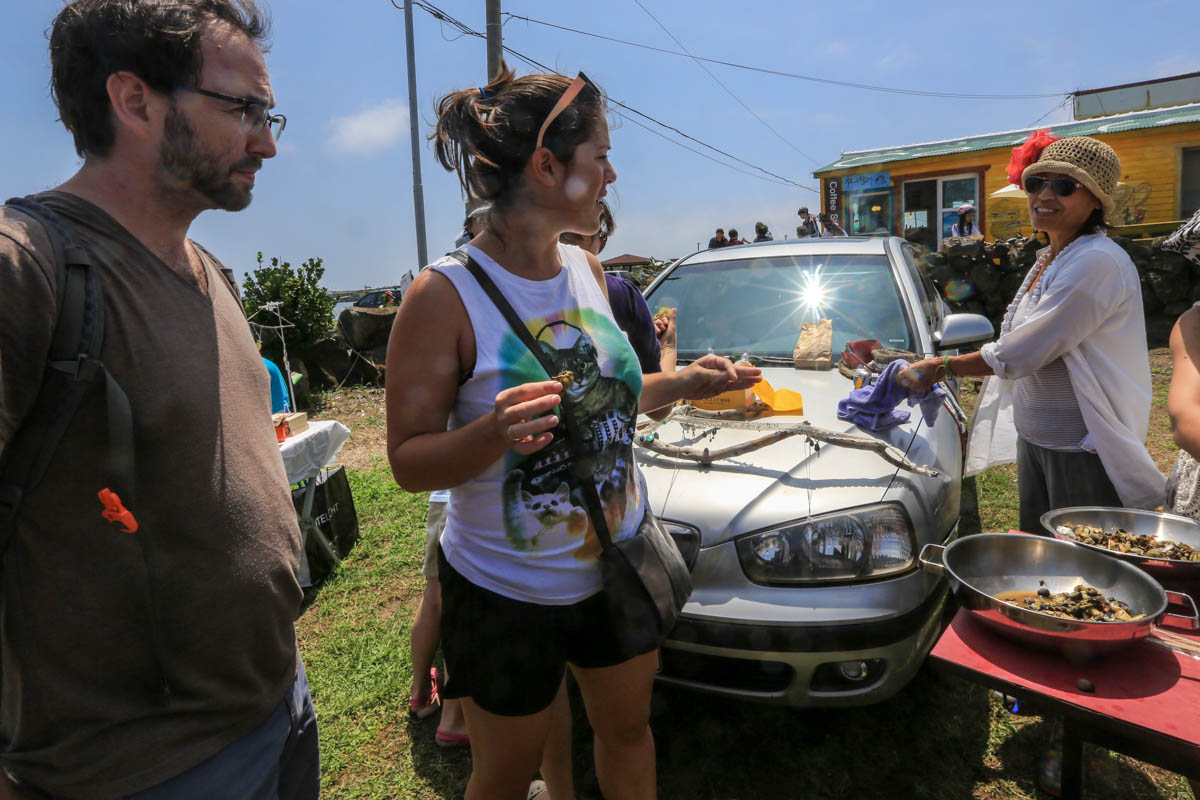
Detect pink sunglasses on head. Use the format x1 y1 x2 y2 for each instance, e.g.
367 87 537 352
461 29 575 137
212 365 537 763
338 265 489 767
535 72 595 151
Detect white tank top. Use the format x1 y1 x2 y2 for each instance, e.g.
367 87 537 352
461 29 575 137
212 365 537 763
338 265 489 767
432 243 646 604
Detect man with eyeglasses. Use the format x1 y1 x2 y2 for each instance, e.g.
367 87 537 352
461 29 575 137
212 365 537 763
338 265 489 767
0 2 317 799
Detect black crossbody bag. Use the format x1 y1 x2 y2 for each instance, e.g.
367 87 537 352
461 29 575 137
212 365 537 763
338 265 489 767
449 250 692 642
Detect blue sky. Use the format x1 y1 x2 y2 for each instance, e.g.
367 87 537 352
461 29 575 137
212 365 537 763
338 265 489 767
3 0 1197 290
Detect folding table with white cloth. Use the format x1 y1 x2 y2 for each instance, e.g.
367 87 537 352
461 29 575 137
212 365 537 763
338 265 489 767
279 419 353 587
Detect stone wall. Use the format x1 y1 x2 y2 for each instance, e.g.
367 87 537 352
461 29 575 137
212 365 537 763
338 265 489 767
919 234 1194 347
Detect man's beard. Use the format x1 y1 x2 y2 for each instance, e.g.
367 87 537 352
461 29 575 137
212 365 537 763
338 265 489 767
159 105 260 212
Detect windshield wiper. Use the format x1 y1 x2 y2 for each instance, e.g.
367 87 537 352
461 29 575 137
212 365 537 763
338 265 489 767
743 355 795 365
672 352 797 366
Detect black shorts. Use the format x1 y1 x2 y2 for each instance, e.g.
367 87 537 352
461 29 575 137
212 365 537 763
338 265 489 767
437 546 659 717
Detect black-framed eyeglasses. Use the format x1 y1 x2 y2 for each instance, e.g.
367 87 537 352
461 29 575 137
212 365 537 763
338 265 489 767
176 85 287 140
1023 175 1082 198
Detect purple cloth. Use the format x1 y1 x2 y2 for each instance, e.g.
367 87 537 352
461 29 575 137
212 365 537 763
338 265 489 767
836 359 947 431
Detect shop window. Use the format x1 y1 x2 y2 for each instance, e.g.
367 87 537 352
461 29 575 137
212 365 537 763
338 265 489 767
1183 147 1200 219
846 191 892 236
903 180 937 250
940 176 978 240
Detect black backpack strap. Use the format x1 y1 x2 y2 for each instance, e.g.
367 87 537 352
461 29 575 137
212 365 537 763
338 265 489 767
0 196 138 547
446 250 618 552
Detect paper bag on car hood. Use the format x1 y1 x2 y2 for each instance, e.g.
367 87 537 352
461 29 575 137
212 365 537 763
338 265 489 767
793 319 833 369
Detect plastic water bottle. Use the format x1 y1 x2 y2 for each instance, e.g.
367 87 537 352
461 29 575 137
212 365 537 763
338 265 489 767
736 352 756 405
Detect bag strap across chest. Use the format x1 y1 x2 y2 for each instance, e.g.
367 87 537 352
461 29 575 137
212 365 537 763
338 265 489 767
0 196 138 547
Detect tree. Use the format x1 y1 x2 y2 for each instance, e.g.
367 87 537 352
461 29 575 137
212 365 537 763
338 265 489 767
242 252 335 363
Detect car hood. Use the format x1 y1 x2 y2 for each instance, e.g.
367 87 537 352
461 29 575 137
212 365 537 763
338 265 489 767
638 367 925 546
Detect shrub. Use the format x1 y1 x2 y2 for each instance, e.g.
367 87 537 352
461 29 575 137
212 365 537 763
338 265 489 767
242 252 336 362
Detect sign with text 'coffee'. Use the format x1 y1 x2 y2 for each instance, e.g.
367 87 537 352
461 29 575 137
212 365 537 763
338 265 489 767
823 176 842 226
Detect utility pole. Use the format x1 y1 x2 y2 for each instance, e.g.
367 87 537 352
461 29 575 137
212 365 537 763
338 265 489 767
485 0 502 81
404 1 429 270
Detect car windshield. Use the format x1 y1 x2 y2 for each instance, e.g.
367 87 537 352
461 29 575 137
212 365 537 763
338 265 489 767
646 253 914 363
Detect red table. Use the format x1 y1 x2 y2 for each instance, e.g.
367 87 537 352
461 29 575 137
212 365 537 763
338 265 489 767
931 606 1200 799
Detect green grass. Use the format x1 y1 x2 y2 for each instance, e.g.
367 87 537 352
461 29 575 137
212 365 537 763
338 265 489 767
300 356 1192 799
298 462 473 798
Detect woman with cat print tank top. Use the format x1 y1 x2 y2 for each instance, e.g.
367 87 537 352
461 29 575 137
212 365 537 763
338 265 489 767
385 67 757 800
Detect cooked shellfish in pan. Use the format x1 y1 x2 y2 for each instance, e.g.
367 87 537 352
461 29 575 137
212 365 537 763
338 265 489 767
1057 523 1200 561
995 584 1144 622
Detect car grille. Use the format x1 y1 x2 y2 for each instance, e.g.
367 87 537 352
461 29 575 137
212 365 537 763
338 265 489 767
659 648 794 693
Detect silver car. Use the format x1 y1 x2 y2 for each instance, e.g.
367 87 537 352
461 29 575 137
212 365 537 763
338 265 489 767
639 236 993 707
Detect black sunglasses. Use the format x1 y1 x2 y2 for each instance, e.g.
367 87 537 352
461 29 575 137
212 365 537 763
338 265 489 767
1023 175 1082 198
176 85 287 140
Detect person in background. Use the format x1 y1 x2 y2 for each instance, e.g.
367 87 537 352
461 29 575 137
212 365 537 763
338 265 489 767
797 206 820 237
265 356 290 413
951 202 982 237
1164 208 1200 518
0 1 318 798
707 227 727 248
1160 209 1200 800
409 210 500 750
563 201 678 385
455 203 493 248
753 221 773 242
727 228 746 245
387 65 757 800
819 212 846 237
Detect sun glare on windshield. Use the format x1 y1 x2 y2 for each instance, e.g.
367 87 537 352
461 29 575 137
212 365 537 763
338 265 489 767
799 267 826 317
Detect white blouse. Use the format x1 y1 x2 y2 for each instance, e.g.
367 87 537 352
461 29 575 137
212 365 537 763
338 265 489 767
967 233 1164 509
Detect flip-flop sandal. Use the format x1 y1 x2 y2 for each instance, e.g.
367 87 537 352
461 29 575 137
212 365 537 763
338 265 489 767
435 729 471 749
408 667 441 719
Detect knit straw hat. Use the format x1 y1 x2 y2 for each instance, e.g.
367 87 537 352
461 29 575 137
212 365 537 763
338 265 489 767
1021 136 1121 222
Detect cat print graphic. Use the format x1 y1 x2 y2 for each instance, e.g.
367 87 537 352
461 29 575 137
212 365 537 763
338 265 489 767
500 318 641 558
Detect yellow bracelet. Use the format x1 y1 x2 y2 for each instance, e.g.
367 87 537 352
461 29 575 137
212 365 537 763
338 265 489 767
942 356 954 380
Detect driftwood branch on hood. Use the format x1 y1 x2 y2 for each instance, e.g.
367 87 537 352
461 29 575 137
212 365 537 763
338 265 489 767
634 405 939 477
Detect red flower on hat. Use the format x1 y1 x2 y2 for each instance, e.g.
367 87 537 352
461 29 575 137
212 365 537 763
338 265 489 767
1006 128 1059 186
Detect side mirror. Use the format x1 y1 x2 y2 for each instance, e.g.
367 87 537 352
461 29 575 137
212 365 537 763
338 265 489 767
934 313 994 351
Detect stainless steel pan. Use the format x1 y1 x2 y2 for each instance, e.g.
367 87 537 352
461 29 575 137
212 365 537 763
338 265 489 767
920 533 1199 660
1041 507 1200 588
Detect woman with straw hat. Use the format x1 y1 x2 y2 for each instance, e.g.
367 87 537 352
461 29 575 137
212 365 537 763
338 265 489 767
901 133 1162 533
903 134 1162 795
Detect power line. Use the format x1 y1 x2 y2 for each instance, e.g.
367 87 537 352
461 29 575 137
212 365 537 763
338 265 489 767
504 12 1069 101
506 42 815 191
1028 95 1073 128
629 0 822 167
406 1 817 192
509 47 794 186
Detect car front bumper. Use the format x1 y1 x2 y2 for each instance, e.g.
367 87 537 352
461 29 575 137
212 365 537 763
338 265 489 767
657 552 951 707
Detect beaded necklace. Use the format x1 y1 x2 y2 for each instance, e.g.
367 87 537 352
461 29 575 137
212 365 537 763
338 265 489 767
999 234 1093 336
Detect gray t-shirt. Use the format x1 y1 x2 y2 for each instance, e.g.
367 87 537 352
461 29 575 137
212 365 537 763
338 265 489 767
0 192 302 798
1010 290 1088 450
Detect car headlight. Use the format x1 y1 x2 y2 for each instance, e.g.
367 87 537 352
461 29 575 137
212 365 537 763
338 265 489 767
735 503 916 584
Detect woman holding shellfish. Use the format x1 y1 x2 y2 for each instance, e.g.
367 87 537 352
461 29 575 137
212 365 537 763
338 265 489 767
385 66 756 800
901 133 1163 535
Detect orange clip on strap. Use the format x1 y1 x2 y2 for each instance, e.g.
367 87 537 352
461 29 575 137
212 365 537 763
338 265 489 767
98 488 139 533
